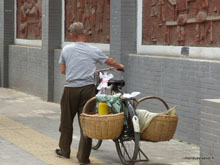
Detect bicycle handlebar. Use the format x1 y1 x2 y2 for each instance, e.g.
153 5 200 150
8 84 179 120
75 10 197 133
96 67 114 73
96 67 124 73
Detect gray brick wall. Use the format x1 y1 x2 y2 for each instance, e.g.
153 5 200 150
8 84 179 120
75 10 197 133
7 0 48 98
8 0 61 101
110 0 137 91
200 99 220 165
0 0 3 86
127 55 220 145
110 0 122 62
46 0 62 101
9 45 45 97
0 0 14 87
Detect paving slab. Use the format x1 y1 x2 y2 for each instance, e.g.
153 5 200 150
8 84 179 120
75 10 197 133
0 88 200 165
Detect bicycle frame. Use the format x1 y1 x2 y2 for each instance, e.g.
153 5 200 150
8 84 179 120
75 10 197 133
116 87 140 133
124 100 140 133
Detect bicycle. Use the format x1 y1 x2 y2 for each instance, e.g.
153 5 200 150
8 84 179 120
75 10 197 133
82 67 176 164
83 67 149 164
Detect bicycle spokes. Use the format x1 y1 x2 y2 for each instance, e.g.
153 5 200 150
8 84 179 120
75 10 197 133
120 139 135 161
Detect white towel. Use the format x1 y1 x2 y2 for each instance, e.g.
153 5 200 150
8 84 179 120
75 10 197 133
136 109 159 133
136 106 177 132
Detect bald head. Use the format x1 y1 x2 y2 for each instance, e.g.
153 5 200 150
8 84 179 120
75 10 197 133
69 22 84 37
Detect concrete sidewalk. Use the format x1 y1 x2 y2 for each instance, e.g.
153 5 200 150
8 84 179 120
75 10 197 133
0 88 200 165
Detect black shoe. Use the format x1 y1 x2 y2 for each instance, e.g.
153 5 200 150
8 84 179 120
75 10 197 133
55 149 70 158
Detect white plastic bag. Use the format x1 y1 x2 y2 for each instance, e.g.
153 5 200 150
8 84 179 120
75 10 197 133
97 72 114 91
123 92 141 99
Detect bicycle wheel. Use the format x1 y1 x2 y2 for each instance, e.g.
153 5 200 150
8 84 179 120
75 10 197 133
115 112 140 165
92 139 102 150
115 129 139 165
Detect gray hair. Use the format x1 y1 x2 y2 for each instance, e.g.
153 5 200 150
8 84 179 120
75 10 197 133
69 22 84 36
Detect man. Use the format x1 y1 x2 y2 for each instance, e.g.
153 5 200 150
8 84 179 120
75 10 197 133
55 22 124 164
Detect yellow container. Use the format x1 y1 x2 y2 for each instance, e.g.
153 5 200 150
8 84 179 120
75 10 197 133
98 102 110 115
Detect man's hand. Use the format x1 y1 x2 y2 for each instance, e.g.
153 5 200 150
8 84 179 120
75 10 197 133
118 64 124 70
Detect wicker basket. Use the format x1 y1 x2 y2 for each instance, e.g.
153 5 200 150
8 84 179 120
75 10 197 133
141 114 178 142
80 97 124 140
135 96 178 142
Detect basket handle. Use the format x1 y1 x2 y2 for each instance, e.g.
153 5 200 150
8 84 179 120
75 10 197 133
82 96 97 113
135 96 169 111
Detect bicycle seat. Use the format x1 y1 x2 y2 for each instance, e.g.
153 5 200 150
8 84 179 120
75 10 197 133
108 80 125 87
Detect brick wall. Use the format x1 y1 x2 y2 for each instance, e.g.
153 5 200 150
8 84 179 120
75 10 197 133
127 54 220 145
0 0 3 86
110 0 122 62
8 45 45 97
46 0 62 101
110 0 137 90
0 0 14 87
200 99 220 165
8 0 61 101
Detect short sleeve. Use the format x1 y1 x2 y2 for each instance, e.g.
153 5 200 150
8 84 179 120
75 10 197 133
93 48 108 64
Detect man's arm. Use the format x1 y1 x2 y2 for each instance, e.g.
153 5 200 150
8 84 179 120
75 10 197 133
60 64 66 75
105 57 124 69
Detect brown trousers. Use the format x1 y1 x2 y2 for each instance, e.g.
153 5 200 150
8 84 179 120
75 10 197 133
58 85 96 162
